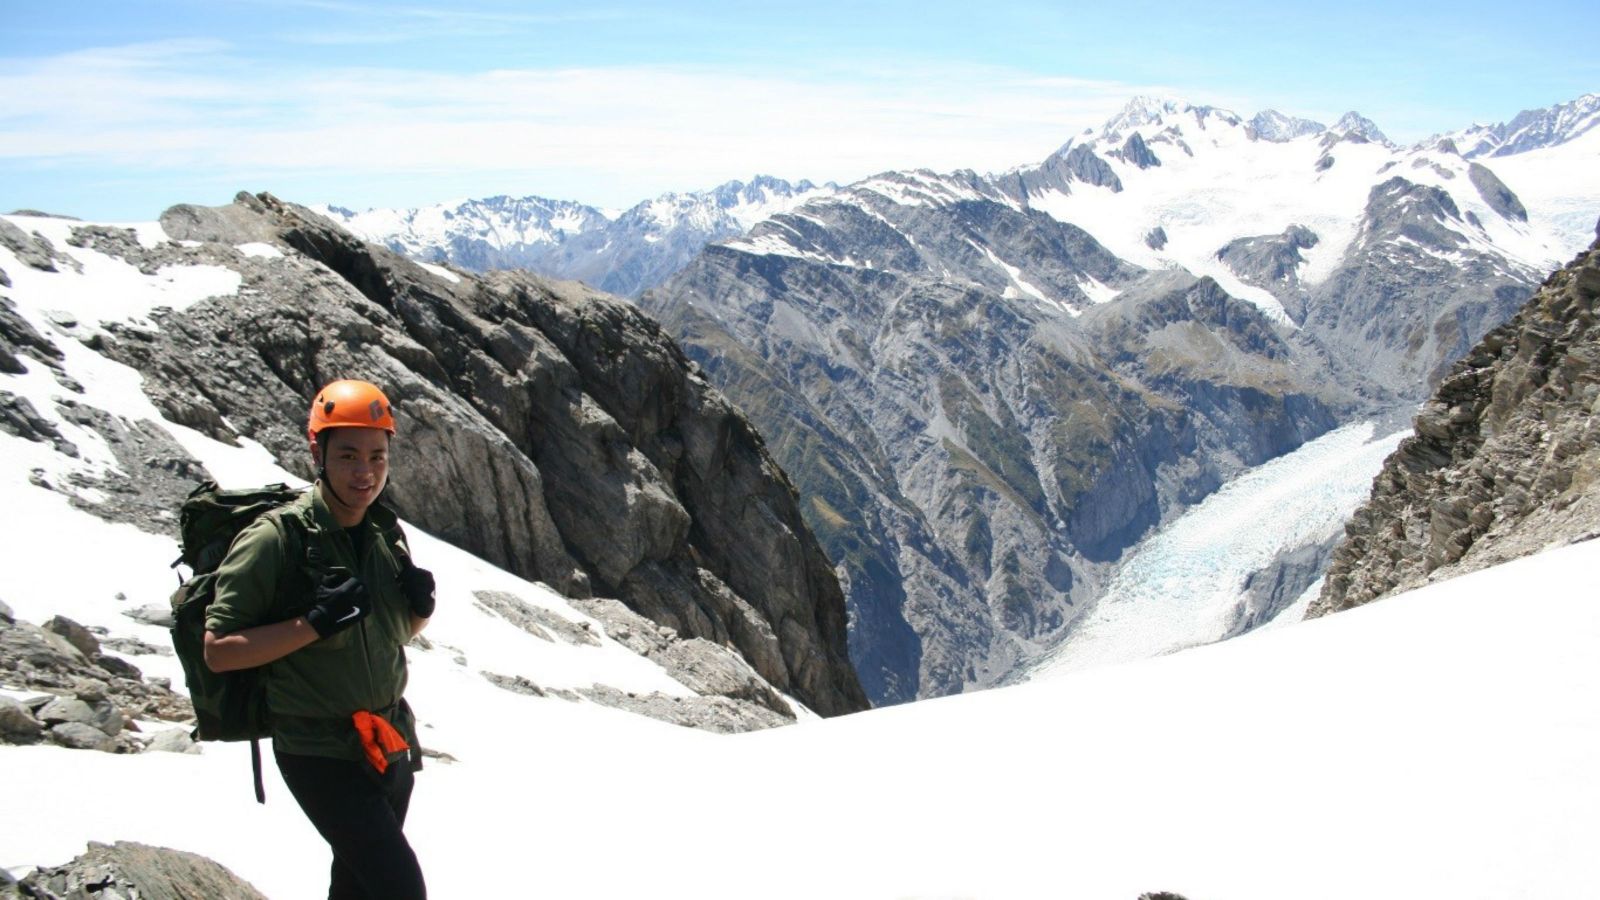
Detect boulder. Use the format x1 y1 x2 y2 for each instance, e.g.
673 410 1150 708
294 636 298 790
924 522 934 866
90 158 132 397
122 604 175 629
49 721 116 752
44 615 101 658
17 840 268 900
146 728 199 754
0 696 43 744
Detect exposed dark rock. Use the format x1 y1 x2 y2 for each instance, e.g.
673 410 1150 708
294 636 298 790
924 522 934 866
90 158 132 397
49 721 116 751
1145 227 1168 250
1468 162 1529 222
472 590 601 646
1314 233 1600 614
0 695 43 744
1111 131 1162 169
44 615 100 658
1062 144 1124 191
0 219 70 273
1300 177 1538 399
16 841 267 900
0 393 78 457
0 614 193 725
577 684 792 733
573 595 794 718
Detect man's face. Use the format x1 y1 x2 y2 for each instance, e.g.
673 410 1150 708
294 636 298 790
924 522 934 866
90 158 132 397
316 427 390 514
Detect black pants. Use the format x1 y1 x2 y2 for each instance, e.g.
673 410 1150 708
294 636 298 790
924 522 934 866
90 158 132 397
275 749 426 900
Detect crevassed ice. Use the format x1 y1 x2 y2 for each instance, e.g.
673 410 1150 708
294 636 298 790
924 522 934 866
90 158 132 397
1031 420 1406 678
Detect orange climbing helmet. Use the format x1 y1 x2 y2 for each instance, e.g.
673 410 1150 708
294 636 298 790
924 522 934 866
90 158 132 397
307 379 396 438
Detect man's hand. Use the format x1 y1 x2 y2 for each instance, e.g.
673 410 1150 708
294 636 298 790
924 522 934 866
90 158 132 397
399 563 436 619
304 572 370 638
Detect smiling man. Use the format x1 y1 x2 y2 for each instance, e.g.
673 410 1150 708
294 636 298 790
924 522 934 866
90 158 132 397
202 379 435 900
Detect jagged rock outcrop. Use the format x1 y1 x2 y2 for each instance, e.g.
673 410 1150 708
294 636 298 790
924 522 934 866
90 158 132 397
11 841 266 900
1313 226 1600 615
83 192 866 717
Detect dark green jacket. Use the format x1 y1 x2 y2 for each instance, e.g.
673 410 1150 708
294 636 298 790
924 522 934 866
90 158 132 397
206 488 419 763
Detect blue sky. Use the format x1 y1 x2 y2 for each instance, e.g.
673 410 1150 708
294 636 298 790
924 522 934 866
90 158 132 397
3 0 1595 220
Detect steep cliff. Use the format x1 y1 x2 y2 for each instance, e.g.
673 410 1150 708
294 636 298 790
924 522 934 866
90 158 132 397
1313 223 1600 615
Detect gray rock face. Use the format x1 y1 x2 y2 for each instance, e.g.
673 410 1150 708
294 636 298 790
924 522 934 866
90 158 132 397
1299 177 1539 399
1313 233 1600 615
1110 132 1162 169
1215 225 1320 311
17 841 267 900
1468 163 1530 222
96 192 866 717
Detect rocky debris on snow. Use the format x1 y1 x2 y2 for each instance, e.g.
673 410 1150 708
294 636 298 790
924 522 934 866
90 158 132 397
573 595 795 718
0 218 79 274
577 683 792 734
1314 226 1600 614
0 612 193 750
478 594 799 732
0 393 78 457
68 190 868 717
41 400 206 534
11 840 267 900
472 590 601 647
0 297 66 376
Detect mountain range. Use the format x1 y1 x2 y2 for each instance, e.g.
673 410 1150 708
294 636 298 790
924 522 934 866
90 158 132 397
318 176 830 298
633 93 1597 703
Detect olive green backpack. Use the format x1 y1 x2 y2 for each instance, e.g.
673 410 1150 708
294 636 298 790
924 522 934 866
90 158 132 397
168 480 309 803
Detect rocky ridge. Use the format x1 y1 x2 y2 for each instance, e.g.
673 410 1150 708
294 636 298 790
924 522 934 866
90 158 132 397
1312 223 1600 615
0 197 868 720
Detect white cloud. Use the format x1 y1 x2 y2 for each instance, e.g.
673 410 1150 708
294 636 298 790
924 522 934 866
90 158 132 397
0 41 1173 207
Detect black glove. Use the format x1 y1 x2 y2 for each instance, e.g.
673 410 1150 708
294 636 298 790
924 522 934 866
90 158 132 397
399 562 436 619
305 571 370 638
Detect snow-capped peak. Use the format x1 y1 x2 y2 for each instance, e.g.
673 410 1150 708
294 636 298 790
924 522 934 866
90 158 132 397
1438 92 1600 158
1249 109 1327 143
1332 111 1391 144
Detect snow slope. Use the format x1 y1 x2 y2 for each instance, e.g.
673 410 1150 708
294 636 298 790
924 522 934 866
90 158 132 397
4 483 1596 899
1487 124 1600 259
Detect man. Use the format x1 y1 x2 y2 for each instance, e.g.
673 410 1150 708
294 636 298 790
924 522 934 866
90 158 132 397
203 379 434 900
